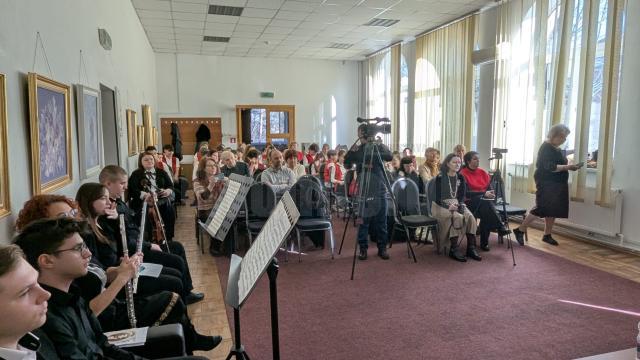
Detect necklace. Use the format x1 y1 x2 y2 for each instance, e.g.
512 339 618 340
447 174 458 199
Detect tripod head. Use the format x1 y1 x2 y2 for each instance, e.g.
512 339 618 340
356 117 391 142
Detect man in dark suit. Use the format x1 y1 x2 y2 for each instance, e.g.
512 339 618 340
220 150 250 177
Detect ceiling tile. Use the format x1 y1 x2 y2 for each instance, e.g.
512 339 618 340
171 11 206 21
229 37 256 44
209 0 248 5
281 1 318 12
232 31 263 38
174 27 204 34
202 42 227 49
133 0 171 11
144 25 175 33
205 22 237 31
175 33 202 40
269 19 301 27
274 10 310 20
204 29 233 36
263 26 294 35
289 27 320 35
259 33 288 40
148 32 176 39
238 17 271 25
314 3 352 15
234 24 266 32
305 13 340 23
171 1 208 13
141 17 174 27
241 8 278 18
136 9 172 19
360 0 400 9
297 21 330 29
245 0 284 9
173 20 205 28
206 14 240 23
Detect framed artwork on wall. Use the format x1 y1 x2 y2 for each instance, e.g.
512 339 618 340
75 85 103 179
0 73 11 218
136 125 145 153
141 104 153 148
127 109 137 156
28 72 72 195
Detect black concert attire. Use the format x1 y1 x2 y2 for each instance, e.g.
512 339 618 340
75 270 209 355
81 226 186 300
221 161 250 177
107 198 196 297
531 141 570 218
344 141 393 253
128 168 176 240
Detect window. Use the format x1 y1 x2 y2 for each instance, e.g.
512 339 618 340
399 55 409 150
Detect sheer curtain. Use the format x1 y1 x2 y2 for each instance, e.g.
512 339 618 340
492 0 626 206
414 16 475 155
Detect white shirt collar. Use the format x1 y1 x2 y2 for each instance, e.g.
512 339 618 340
0 345 37 360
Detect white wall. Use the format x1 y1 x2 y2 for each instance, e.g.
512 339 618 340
0 0 157 243
155 53 359 148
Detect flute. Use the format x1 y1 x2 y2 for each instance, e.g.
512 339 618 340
119 214 137 328
132 201 147 294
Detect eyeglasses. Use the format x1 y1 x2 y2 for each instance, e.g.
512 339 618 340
53 242 88 255
57 208 78 218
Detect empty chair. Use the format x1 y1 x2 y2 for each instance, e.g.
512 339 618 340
245 182 277 243
391 177 438 257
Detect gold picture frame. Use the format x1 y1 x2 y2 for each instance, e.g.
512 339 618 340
126 109 137 156
152 126 158 147
136 125 145 153
28 72 72 195
0 73 11 218
141 104 153 148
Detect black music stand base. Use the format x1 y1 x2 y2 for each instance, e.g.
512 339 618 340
226 308 250 360
267 258 281 360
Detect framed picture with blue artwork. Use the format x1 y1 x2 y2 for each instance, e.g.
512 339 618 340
0 73 11 218
75 85 103 180
28 73 72 194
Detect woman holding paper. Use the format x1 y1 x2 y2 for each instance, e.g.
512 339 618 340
194 157 225 255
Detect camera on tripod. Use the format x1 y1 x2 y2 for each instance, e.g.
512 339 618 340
357 117 391 140
489 147 508 160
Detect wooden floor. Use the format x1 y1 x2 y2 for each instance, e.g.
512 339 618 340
177 199 640 359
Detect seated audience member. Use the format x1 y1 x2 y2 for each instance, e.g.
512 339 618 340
13 218 216 358
244 148 265 178
386 152 402 176
460 152 511 251
311 152 325 176
261 150 296 196
289 142 304 162
220 150 250 177
397 156 425 194
128 152 176 241
324 150 344 189
453 144 466 166
159 144 188 203
193 157 225 255
261 143 273 163
99 166 203 305
303 143 319 169
284 149 306 179
14 196 212 347
428 153 481 262
402 147 413 158
0 244 57 359
418 147 441 183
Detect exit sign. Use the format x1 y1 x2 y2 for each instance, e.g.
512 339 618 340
260 92 274 98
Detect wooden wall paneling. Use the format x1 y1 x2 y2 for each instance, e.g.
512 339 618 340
160 117 222 156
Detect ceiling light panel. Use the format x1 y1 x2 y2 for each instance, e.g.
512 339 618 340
363 18 399 27
204 35 231 42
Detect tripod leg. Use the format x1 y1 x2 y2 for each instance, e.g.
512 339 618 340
338 211 352 255
351 239 358 280
403 227 417 263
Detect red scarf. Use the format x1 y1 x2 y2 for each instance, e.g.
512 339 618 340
158 155 177 175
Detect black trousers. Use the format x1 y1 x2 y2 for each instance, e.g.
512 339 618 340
156 199 176 240
143 241 194 294
137 266 185 299
99 291 204 354
467 196 504 246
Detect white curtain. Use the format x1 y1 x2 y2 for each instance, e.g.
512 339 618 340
414 16 475 156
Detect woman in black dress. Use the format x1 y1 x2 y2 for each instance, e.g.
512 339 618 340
513 124 582 246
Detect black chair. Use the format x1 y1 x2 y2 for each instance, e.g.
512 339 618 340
489 174 528 243
253 168 264 182
391 177 438 257
244 182 277 243
342 169 358 225
288 178 335 262
299 174 323 188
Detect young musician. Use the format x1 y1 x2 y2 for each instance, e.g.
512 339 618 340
128 152 177 242
0 244 58 359
99 165 204 305
13 218 216 358
14 196 217 353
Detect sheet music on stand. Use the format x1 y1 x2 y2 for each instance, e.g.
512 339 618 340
202 173 253 242
225 192 300 308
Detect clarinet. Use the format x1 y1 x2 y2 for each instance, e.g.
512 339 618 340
119 214 137 328
132 201 147 294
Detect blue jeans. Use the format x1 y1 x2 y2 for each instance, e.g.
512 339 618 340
357 194 388 251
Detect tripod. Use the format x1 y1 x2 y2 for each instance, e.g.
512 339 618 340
488 155 517 266
338 138 417 280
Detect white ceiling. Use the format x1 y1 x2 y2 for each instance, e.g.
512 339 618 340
132 0 493 60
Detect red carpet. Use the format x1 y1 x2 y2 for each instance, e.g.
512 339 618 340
215 220 640 360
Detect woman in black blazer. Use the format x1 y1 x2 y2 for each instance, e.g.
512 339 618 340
128 151 176 240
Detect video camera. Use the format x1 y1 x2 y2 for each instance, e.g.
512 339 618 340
357 117 391 139
489 148 508 160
